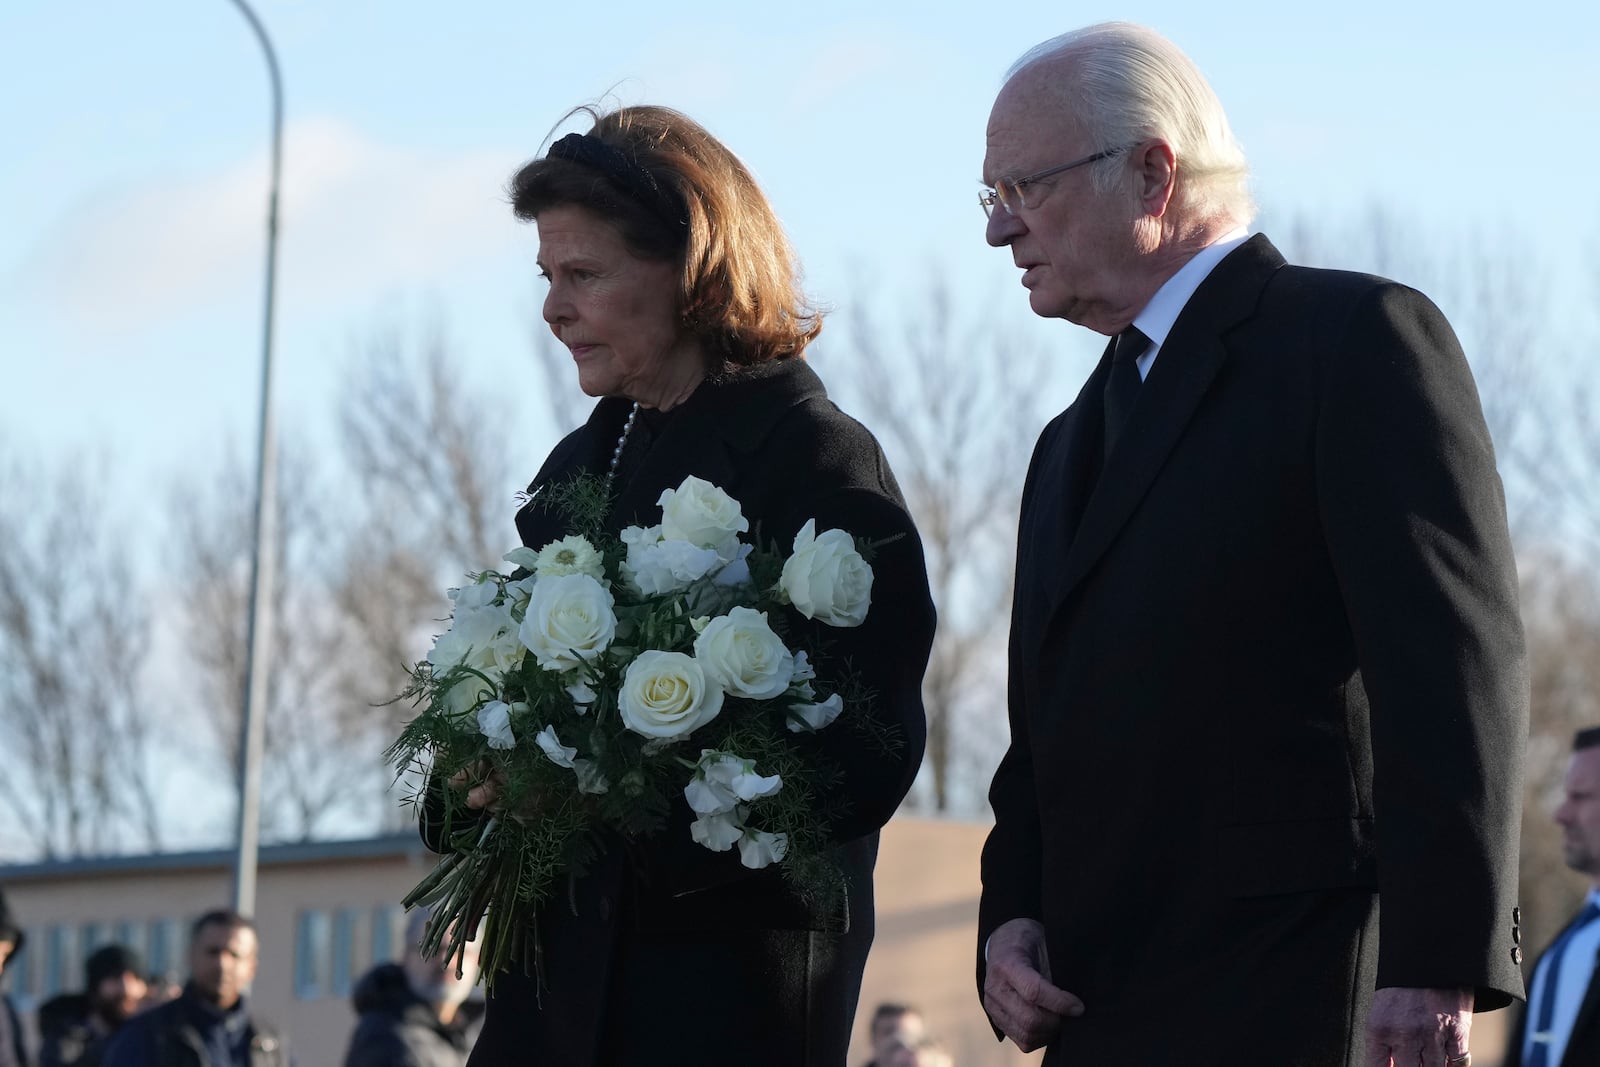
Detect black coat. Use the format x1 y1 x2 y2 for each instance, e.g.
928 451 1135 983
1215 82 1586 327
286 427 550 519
453 358 934 1066
978 235 1527 1066
37 994 112 1067
100 990 286 1067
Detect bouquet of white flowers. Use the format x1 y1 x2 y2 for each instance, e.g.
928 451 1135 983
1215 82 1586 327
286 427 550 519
388 473 887 982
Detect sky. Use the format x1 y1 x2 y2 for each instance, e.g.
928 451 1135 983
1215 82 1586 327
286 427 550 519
1 0 1596 845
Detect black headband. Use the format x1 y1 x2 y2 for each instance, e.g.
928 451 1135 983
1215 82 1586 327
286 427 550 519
1576 726 1600 751
547 132 687 230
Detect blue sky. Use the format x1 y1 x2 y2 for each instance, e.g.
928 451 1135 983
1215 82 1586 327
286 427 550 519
0 0 1594 846
4 0 1595 501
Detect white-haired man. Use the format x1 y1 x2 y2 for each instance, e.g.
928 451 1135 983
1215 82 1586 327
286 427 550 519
975 22 1526 1067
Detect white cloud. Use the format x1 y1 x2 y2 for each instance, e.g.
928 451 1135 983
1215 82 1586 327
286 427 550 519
11 117 520 332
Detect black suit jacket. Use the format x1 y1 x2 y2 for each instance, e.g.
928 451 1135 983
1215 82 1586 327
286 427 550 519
460 358 935 1067
978 235 1527 1066
1503 906 1600 1067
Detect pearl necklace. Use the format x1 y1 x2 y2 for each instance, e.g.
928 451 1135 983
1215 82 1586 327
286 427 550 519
605 402 641 492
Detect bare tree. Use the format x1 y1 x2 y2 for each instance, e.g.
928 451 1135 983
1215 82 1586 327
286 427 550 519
829 271 1051 814
166 439 374 841
1515 548 1600 954
333 319 553 825
0 445 163 858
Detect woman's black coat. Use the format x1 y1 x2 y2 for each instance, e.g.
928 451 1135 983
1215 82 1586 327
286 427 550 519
453 358 935 1066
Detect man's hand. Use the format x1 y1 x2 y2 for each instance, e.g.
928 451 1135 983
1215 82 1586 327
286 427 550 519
1364 987 1473 1067
982 918 1084 1052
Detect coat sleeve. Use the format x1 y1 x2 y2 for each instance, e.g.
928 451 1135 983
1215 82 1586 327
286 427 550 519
1315 281 1527 1009
975 426 1056 1000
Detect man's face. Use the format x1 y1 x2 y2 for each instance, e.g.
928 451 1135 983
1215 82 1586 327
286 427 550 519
983 62 1151 335
871 1010 925 1059
1556 748 1600 880
188 923 257 1009
92 970 148 1024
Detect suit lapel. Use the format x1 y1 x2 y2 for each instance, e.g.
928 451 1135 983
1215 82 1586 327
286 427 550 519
1044 234 1285 614
1038 342 1114 556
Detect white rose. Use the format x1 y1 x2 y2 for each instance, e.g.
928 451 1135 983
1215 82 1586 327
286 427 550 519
618 651 724 740
532 535 605 580
477 700 518 750
438 670 493 718
658 476 748 563
779 519 873 627
690 810 744 852
685 751 783 815
534 725 576 768
692 607 794 701
738 829 789 869
786 693 845 733
517 573 617 673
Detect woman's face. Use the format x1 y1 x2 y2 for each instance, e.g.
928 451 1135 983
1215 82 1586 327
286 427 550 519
537 204 702 407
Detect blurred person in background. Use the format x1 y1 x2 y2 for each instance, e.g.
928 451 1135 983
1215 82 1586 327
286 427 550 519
343 910 482 1067
861 1003 924 1067
882 1034 953 1067
38 944 148 1066
1505 726 1600 1067
0 888 28 1067
101 911 285 1067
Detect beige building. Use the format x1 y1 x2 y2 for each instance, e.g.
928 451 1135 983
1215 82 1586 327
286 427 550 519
0 817 1041 1066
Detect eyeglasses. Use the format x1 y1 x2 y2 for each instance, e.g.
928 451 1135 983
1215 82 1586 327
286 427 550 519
979 148 1123 218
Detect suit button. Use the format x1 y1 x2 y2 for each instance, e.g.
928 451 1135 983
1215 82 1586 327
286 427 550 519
1513 927 1522 944
1511 946 1523 966
1513 906 1522 924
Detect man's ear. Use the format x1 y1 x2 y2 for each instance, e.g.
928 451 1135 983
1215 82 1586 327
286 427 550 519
1135 140 1178 219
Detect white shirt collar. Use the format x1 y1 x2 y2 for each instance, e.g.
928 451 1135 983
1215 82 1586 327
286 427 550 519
1128 227 1249 379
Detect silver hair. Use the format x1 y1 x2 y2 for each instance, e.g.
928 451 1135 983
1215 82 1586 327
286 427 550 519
1007 22 1256 226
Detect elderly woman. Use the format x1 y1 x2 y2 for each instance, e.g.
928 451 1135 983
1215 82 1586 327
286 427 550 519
450 105 935 1066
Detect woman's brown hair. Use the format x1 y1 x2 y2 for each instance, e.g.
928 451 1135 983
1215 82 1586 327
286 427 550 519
509 105 822 366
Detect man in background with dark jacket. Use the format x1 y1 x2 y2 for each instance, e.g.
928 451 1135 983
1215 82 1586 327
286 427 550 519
38 944 148 1067
101 911 285 1067
343 911 479 1067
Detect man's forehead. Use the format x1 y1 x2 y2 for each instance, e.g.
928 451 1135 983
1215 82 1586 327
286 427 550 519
1570 747 1600 785
986 71 1084 167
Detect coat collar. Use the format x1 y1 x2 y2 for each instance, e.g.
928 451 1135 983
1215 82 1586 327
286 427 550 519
519 358 826 546
1043 233 1286 615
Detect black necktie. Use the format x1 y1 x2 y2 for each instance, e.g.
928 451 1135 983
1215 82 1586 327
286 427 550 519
1102 325 1150 460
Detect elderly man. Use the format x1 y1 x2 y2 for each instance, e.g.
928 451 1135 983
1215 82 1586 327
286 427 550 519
1506 727 1600 1067
975 22 1527 1067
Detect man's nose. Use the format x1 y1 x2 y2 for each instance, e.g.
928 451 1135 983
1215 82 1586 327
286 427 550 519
986 204 1024 247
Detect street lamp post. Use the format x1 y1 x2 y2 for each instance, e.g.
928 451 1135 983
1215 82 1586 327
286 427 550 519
225 0 283 919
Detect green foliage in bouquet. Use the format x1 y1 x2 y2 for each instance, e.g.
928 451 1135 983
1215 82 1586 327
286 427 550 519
386 472 892 985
